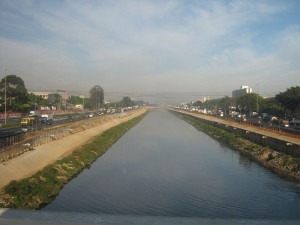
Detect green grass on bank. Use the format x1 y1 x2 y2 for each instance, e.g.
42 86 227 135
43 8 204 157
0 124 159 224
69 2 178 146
172 111 238 147
0 112 147 209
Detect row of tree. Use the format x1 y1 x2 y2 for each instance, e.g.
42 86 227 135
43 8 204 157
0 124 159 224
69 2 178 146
192 86 300 118
0 74 145 113
0 75 105 113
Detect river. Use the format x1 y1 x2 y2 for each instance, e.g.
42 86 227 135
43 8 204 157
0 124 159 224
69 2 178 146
43 109 300 219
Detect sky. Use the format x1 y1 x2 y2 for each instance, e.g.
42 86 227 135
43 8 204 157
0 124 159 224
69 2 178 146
0 0 300 103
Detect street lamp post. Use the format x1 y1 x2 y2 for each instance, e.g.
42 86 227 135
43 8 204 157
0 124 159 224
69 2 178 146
4 74 6 125
2 68 8 125
80 95 85 112
83 97 85 112
238 105 242 123
256 83 259 115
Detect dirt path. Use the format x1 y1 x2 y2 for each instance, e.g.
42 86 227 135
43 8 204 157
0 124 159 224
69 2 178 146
173 109 300 145
0 108 147 189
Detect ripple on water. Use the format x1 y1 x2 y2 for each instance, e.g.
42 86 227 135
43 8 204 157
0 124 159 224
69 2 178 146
43 110 300 219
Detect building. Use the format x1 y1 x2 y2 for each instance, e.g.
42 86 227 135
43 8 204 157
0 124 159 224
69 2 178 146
200 96 209 103
232 85 252 97
30 91 53 100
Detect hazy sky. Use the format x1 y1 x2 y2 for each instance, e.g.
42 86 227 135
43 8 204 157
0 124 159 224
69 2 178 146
0 0 300 103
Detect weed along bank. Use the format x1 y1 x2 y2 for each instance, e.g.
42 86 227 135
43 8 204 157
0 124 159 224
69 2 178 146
0 110 148 209
43 109 300 219
0 109 300 220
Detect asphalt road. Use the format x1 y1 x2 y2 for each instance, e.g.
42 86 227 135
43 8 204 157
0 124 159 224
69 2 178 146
0 113 103 139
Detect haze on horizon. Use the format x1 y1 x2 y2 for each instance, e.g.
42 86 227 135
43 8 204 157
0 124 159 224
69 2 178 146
0 0 300 104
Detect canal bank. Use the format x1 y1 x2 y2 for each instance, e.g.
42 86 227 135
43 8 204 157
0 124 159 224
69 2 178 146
0 108 148 208
1 109 300 219
171 110 300 182
41 109 300 219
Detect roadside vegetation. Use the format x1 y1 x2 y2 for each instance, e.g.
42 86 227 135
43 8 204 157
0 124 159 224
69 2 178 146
0 75 149 117
172 111 300 183
0 112 147 209
183 86 300 121
0 121 20 129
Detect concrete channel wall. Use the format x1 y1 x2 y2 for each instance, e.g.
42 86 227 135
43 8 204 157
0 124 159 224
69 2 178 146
0 113 129 162
214 121 300 157
178 111 300 157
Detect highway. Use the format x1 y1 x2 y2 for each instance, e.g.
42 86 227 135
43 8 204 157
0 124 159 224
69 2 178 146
0 112 105 148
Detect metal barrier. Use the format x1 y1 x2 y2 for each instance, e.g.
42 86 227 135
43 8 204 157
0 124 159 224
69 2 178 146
0 112 130 162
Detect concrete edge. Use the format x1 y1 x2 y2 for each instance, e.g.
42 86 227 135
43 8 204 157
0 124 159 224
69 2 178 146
0 209 300 225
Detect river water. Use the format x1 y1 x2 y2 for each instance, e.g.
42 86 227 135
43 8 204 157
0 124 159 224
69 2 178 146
43 109 300 219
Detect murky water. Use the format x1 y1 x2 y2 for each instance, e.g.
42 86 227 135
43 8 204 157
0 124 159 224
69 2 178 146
43 109 300 219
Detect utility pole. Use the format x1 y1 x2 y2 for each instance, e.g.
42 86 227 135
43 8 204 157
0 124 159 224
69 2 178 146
80 95 85 112
3 68 7 125
57 89 67 113
256 83 259 115
83 97 85 112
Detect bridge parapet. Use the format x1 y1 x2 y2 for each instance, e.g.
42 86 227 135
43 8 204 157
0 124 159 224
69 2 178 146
0 209 299 225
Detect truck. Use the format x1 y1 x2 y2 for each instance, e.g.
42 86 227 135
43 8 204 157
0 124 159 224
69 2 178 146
290 116 300 127
21 117 36 126
29 110 39 116
41 114 54 124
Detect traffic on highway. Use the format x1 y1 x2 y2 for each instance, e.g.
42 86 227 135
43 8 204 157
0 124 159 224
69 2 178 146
175 105 300 136
0 107 138 148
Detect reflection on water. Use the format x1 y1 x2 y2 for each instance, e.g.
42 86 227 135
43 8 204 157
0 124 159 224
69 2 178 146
43 109 300 219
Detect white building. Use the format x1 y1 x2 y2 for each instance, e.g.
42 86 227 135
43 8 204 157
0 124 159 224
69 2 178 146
232 86 252 97
30 91 52 100
200 96 209 103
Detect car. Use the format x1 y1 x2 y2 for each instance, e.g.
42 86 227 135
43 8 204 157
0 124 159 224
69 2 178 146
21 126 33 133
46 119 54 125
40 117 48 123
281 120 289 127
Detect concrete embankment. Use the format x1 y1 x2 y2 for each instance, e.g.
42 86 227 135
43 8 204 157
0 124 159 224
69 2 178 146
171 109 300 182
171 109 300 155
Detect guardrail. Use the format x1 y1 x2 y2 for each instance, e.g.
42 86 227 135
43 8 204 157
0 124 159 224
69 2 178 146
179 112 300 158
0 112 130 162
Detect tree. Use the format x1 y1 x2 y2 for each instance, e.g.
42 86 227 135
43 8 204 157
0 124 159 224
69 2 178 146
0 75 28 112
275 86 300 116
48 94 62 110
236 93 262 115
260 97 283 117
201 98 222 112
27 93 48 110
192 101 203 107
68 95 83 105
119 96 134 107
220 96 232 114
89 85 104 110
67 95 88 110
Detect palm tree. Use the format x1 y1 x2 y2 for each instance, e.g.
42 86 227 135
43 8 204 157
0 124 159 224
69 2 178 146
89 85 104 110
